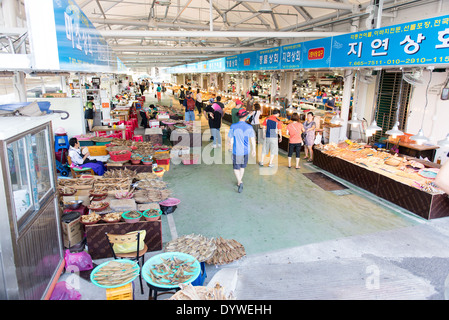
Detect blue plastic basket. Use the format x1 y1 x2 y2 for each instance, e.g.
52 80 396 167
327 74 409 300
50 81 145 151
191 262 207 286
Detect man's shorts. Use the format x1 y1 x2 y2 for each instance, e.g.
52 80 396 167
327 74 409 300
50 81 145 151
262 137 278 156
232 154 249 170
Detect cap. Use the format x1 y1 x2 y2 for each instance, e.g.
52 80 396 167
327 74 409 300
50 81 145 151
235 99 243 105
237 108 249 118
209 98 214 103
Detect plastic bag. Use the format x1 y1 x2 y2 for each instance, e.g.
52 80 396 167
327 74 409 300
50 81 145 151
314 133 322 145
113 230 146 254
50 281 81 300
64 249 93 272
160 205 177 215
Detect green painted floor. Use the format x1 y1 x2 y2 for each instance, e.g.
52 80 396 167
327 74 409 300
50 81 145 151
142 93 421 257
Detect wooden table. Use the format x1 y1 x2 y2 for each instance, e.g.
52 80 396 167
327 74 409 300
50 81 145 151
386 140 439 162
85 218 162 259
92 126 126 139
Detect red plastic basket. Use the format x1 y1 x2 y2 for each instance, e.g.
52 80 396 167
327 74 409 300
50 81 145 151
156 158 170 165
109 150 132 161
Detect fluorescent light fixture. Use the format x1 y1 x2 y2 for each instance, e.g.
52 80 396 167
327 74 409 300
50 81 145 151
437 133 449 148
258 0 272 13
386 121 404 139
367 120 382 132
348 113 362 127
410 128 429 145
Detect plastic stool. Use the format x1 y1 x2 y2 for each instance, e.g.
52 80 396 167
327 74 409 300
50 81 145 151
125 129 134 140
133 135 143 142
131 118 138 128
55 134 70 152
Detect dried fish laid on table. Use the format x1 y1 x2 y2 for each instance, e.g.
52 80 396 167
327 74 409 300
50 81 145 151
169 283 235 300
91 260 139 287
145 255 198 287
58 178 95 189
136 172 161 181
206 237 246 265
134 189 172 203
135 179 168 190
102 168 138 179
164 234 216 262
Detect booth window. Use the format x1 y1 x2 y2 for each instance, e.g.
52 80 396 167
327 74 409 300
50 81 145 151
373 70 412 141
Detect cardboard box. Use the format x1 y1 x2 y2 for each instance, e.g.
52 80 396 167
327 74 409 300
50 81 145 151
61 217 83 248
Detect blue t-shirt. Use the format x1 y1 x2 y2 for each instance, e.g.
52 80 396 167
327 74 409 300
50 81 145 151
228 121 255 156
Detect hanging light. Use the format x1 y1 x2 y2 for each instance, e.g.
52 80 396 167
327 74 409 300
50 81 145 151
410 128 429 145
437 133 449 148
366 120 382 132
386 121 404 139
410 67 433 146
286 105 296 113
348 113 362 127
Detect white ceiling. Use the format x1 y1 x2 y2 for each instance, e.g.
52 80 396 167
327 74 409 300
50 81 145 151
75 0 380 71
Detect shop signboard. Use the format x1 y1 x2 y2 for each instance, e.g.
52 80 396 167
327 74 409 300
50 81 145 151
330 15 449 68
205 58 226 73
52 0 118 72
280 43 302 70
255 47 281 70
225 55 240 72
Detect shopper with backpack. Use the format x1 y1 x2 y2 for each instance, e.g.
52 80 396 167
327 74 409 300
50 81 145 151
183 91 196 121
179 85 186 106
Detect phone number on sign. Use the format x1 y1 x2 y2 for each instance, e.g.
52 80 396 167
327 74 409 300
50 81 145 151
349 56 449 66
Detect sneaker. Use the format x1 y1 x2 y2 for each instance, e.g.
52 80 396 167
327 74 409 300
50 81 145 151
268 163 274 168
259 162 264 166
212 145 217 149
238 183 243 193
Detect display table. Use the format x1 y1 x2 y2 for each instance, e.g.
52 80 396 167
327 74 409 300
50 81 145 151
168 127 202 148
386 140 439 162
313 148 449 220
92 126 126 139
85 219 162 259
145 127 163 145
105 163 155 173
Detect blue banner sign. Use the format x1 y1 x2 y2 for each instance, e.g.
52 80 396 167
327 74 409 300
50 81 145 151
331 15 449 68
256 47 281 70
52 0 124 72
166 14 449 73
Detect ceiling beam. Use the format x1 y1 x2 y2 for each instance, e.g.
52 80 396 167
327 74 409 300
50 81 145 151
239 0 354 11
111 46 268 52
98 30 342 38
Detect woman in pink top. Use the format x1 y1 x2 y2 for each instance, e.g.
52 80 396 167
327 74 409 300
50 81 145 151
286 113 305 169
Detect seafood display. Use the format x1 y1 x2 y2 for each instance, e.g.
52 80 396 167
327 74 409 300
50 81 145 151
144 253 199 287
88 201 109 211
103 168 138 179
81 213 101 224
164 234 216 262
91 260 140 287
58 178 95 189
317 142 445 194
206 237 246 265
102 212 122 223
59 186 76 195
169 283 235 300
134 189 172 203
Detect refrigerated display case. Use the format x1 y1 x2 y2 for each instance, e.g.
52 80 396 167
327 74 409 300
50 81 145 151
0 115 64 299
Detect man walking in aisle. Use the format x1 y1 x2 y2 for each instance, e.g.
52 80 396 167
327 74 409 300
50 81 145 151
227 109 256 193
259 109 282 168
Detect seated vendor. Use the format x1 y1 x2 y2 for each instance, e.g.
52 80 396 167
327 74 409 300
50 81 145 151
148 104 158 120
68 137 105 176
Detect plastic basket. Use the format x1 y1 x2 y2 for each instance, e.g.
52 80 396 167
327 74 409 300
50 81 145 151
109 150 132 162
191 262 207 286
87 146 107 156
106 283 133 300
156 158 170 165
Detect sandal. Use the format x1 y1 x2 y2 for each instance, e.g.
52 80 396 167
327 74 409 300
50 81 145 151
307 159 313 162
296 167 301 169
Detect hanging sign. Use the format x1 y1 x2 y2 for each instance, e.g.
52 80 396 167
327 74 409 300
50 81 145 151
52 0 122 72
330 15 449 68
255 47 281 70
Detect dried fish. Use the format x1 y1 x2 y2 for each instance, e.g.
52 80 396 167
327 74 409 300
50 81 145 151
164 234 216 262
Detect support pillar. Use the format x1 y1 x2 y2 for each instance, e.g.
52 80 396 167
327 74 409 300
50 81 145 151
339 69 354 141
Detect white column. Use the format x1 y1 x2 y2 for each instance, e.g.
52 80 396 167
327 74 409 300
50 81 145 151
339 69 354 141
271 73 277 103
13 71 27 102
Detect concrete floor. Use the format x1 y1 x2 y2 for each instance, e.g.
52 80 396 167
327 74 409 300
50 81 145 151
57 91 449 300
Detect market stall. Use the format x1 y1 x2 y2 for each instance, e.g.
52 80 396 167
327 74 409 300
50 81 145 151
313 142 449 220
